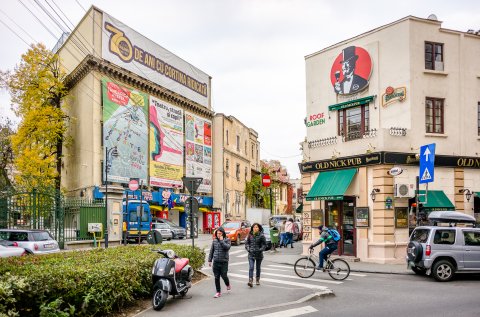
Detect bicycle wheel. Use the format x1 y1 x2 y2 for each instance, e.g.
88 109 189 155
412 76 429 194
327 259 350 280
294 257 316 278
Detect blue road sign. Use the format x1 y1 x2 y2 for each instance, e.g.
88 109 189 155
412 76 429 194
419 143 435 184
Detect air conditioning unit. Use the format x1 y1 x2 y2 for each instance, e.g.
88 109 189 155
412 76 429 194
394 183 415 198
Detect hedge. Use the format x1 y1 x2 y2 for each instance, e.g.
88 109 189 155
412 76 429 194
0 244 205 317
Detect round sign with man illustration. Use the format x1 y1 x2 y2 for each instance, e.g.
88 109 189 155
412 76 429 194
330 46 372 95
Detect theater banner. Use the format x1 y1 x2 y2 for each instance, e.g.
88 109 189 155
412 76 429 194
149 96 184 188
185 111 212 193
102 79 148 183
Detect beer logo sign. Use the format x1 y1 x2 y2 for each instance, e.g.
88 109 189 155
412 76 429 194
382 86 406 107
330 46 372 95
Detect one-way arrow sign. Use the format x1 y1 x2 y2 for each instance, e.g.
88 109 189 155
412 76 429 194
419 143 435 184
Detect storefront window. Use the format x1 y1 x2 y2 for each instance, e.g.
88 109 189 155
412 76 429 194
311 209 323 229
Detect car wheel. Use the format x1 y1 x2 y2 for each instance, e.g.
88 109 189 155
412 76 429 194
406 241 423 262
411 266 427 276
432 260 455 282
171 232 176 239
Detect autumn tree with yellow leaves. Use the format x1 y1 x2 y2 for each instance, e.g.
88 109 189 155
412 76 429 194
3 43 69 192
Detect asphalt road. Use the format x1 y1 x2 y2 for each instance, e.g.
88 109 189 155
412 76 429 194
135 238 480 317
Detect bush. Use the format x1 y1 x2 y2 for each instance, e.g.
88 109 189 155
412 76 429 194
0 244 205 317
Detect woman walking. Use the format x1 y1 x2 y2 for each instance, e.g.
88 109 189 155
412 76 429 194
208 227 231 298
245 223 267 287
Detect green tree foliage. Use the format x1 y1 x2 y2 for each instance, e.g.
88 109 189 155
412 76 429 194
4 44 69 191
245 166 279 209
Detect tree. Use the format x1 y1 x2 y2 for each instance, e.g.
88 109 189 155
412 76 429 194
0 117 15 190
244 166 279 210
4 44 69 192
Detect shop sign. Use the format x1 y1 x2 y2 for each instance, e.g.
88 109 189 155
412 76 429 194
330 46 372 95
306 112 326 128
388 167 403 176
300 153 381 173
382 86 406 107
385 196 393 210
355 207 369 227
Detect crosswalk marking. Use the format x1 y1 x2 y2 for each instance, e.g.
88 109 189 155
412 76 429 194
228 273 329 290
267 264 367 277
237 270 343 285
229 249 245 255
262 267 291 272
228 261 248 266
255 305 318 317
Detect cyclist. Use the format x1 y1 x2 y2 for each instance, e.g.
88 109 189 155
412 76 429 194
309 225 338 271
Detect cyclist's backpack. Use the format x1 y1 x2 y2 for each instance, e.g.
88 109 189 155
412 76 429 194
327 228 341 242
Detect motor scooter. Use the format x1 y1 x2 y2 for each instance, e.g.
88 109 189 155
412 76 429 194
151 248 193 311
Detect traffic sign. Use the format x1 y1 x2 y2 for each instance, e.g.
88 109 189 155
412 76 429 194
128 178 139 191
262 174 271 187
182 177 203 194
185 197 199 216
419 143 435 184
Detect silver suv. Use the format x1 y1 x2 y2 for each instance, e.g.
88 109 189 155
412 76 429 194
406 212 480 282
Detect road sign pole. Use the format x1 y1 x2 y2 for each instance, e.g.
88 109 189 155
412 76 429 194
415 176 419 226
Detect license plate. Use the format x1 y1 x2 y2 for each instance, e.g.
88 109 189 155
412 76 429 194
43 243 54 249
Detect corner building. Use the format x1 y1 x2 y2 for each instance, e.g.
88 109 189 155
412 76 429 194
301 16 480 263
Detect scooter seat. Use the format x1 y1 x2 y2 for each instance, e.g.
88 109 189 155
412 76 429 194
174 258 190 273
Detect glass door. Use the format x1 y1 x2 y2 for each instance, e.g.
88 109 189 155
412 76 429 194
342 198 355 256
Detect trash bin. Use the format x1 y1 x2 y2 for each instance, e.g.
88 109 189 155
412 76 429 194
270 227 279 248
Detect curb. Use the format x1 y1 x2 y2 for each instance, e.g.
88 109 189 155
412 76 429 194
273 261 412 275
203 290 334 317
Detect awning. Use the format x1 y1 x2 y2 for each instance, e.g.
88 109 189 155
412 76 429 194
475 192 480 197
296 203 303 213
418 190 455 211
328 95 375 111
306 168 357 201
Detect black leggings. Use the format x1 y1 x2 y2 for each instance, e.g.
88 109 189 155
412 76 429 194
212 261 230 292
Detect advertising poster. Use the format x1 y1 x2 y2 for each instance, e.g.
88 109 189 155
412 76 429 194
185 112 212 193
149 96 184 188
102 79 148 183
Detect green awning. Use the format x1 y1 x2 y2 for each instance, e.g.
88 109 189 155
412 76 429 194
418 190 455 211
296 203 303 213
328 95 375 111
475 192 480 198
306 168 357 201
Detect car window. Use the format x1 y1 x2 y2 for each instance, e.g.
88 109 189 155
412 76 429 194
129 211 149 222
8 232 29 242
433 229 456 245
222 222 240 229
32 232 53 241
411 229 430 243
463 231 480 246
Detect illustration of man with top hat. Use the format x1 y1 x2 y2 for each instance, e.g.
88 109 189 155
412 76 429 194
334 46 369 94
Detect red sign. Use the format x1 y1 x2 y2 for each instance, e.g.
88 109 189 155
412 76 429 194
262 174 271 187
330 46 372 95
107 82 130 106
128 178 139 191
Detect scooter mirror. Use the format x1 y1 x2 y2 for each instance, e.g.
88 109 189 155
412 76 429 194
147 230 163 245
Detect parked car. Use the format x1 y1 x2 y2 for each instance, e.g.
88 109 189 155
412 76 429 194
406 211 480 282
213 220 251 246
151 222 173 241
0 245 27 258
0 238 18 247
0 229 60 255
262 226 273 251
153 219 187 239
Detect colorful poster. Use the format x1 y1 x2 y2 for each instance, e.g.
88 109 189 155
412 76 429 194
149 96 184 188
102 79 148 183
185 112 212 193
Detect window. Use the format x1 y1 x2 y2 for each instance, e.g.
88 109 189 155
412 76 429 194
236 164 240 179
433 229 455 245
245 166 248 179
251 144 254 158
245 141 247 154
226 130 229 145
425 97 444 133
425 42 444 70
225 193 230 213
236 135 240 151
464 231 480 246
411 229 430 243
478 102 480 136
225 159 229 177
337 105 369 141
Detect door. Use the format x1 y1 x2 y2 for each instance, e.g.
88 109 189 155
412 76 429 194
325 198 356 256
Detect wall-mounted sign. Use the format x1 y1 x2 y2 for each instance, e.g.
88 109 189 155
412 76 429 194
300 153 381 173
306 112 326 128
330 46 372 95
382 86 406 107
388 167 404 176
385 196 393 210
355 207 369 227
395 207 409 228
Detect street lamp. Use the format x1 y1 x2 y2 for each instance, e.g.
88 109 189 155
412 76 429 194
459 189 472 202
104 146 119 248
370 188 380 201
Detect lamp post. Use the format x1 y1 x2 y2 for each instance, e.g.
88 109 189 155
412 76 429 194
104 146 119 248
370 188 380 201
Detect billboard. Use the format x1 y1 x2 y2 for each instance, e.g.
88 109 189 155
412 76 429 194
149 96 184 188
102 13 210 107
185 112 212 193
102 79 148 183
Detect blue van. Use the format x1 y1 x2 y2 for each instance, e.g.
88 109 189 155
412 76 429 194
123 200 152 241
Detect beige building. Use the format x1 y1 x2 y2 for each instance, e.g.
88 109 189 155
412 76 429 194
262 160 292 215
301 15 480 263
213 114 260 221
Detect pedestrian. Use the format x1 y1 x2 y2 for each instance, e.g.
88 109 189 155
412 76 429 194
245 223 267 287
279 220 286 248
208 227 232 298
285 218 295 248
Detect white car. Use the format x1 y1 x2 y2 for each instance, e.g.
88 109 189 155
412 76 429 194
0 245 27 258
151 223 173 241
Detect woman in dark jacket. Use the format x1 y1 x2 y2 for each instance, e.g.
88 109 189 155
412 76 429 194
245 223 267 287
208 227 231 298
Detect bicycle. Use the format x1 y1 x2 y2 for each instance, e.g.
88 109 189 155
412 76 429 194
294 249 350 281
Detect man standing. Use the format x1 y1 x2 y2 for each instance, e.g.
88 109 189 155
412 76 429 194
334 46 368 94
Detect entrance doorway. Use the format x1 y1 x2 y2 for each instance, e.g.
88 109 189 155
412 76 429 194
325 197 356 256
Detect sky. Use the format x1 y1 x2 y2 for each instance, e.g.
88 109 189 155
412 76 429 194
1 0 479 179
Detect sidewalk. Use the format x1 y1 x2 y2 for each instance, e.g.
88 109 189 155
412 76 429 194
264 243 412 275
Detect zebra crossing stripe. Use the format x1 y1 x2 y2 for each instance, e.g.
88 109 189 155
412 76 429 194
227 273 329 290
254 305 318 317
262 267 291 272
228 261 248 266
237 270 343 285
267 264 367 277
236 252 249 258
229 249 245 255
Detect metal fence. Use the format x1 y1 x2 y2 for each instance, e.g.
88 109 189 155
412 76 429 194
63 198 105 243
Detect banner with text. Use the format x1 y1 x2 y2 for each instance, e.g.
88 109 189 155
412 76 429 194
102 13 210 107
149 96 184 188
185 112 212 193
102 79 148 183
